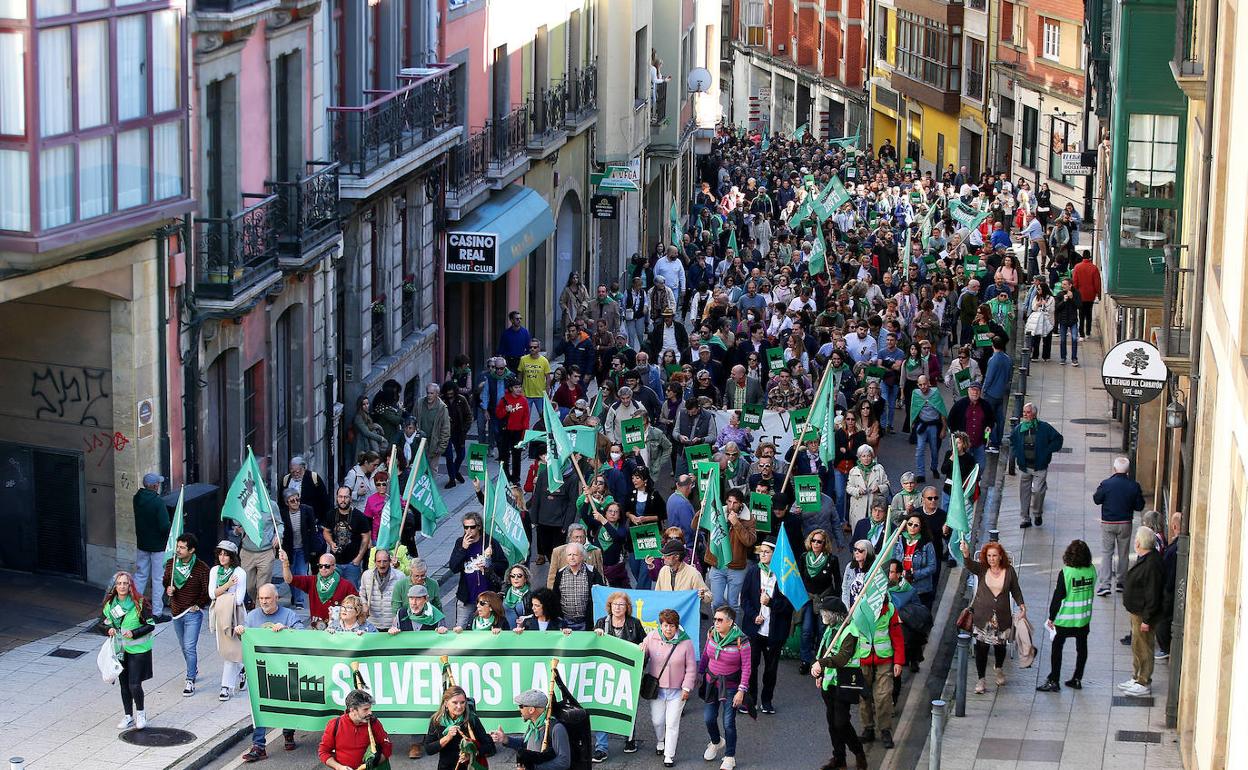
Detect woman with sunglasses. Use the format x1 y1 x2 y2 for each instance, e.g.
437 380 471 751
453 591 506 634
842 540 877 611
362 470 390 543
943 345 981 394
797 529 841 676
500 565 533 627
892 515 939 609
698 606 752 770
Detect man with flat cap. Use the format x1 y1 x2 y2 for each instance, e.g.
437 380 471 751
489 689 571 770
388 584 448 633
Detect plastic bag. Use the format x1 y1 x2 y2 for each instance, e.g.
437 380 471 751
97 636 123 684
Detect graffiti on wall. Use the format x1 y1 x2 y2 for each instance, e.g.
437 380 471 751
30 366 111 426
84 430 130 467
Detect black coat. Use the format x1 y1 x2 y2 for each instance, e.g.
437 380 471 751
422 715 495 770
1122 549 1164 626
623 486 668 528
279 503 326 562
528 468 578 529
448 539 510 606
799 552 841 600
593 614 647 643
740 562 795 644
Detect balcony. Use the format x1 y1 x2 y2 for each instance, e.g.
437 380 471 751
485 105 530 189
1158 245 1195 374
266 161 342 271
564 63 599 134
527 81 569 159
195 194 282 309
1170 0 1207 99
445 128 490 220
193 0 281 36
330 64 463 200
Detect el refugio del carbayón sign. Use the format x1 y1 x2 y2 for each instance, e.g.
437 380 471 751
1101 340 1167 406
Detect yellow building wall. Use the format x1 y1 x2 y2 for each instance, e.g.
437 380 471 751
918 105 960 168
885 9 896 67
873 110 899 149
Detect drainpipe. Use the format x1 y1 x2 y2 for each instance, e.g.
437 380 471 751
154 220 181 487
1166 0 1216 730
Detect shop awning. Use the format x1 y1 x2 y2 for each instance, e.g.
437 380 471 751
444 186 554 282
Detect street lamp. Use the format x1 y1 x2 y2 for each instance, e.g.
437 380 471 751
1166 390 1187 430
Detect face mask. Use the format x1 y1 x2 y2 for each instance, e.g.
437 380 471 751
609 452 623 461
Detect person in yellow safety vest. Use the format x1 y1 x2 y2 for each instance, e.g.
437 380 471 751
855 593 906 750
1036 539 1097 692
810 596 868 770
102 570 158 731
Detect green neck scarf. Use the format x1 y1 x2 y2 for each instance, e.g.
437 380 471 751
172 555 196 589
1019 419 1037 432
804 551 828 577
503 585 531 607
868 521 884 541
439 712 466 729
410 602 445 626
661 627 692 646
903 531 921 545
523 714 548 745
856 461 876 476
316 570 341 603
471 614 495 631
708 624 743 659
216 565 236 588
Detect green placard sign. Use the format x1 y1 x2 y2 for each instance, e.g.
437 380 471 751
862 365 888 386
629 523 663 559
467 443 489 484
621 417 646 452
665 363 682 377
954 366 972 395
749 492 773 533
766 347 786 375
794 474 821 513
790 408 811 438
243 629 643 736
741 403 764 431
973 324 993 348
684 443 713 471
694 459 718 494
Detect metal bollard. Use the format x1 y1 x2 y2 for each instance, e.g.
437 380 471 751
930 699 947 770
955 632 971 717
10 758 25 770
988 529 1000 542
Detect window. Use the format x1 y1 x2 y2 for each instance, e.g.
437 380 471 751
743 0 765 45
634 27 647 104
79 136 112 219
151 10 180 113
0 0 27 19
0 31 24 135
1048 117 1075 184
1020 105 1038 169
77 21 108 128
1042 19 1060 61
39 27 71 137
1000 1 1014 42
0 150 28 229
118 128 149 209
153 122 182 200
895 12 962 91
40 145 72 229
242 361 266 458
117 15 147 120
966 38 985 100
1126 114 1180 199
1119 207 1177 249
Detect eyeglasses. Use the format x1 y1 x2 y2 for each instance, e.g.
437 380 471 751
376 481 388 487
924 495 938 500
318 563 335 570
853 548 865 553
477 600 490 606
464 524 481 531
510 573 526 579
811 538 825 544
906 522 922 528
713 617 730 624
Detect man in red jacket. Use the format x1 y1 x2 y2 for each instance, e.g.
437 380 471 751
857 596 906 751
1070 252 1101 337
319 689 392 769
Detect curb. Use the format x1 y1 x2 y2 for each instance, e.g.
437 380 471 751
166 717 253 770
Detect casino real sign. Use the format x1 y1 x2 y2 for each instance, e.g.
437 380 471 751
1101 340 1167 405
446 231 498 276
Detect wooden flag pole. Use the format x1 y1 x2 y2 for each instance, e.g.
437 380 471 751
780 362 836 493
540 658 560 752
249 444 284 547
569 458 603 520
830 524 905 648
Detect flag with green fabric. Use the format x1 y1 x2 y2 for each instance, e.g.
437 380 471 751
376 451 405 551
221 446 272 546
163 486 185 568
567 425 599 457
806 369 838 464
410 456 451 535
487 472 530 566
836 525 903 646
697 463 734 568
792 123 808 140
727 228 738 254
808 225 827 275
828 133 860 149
945 434 972 566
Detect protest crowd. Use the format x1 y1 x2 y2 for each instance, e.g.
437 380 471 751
106 124 1177 770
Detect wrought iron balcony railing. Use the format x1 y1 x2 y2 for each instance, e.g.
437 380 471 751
528 80 568 148
196 193 280 301
329 64 457 178
447 128 489 204
486 105 529 176
565 62 598 125
267 161 340 263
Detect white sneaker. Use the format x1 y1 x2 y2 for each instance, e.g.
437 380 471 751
135 710 147 730
720 757 737 770
1118 678 1137 690
704 739 725 761
1123 682 1152 697
117 715 134 730
656 741 665 755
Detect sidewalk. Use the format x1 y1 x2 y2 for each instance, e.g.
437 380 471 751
918 334 1183 769
0 462 488 770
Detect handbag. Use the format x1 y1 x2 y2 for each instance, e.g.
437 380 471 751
640 642 679 700
956 607 974 632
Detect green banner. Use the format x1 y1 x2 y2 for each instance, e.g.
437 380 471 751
749 492 773 533
684 443 713 470
740 403 764 431
467 443 489 485
948 198 990 232
954 366 972 395
766 347 786 375
794 475 821 513
243 630 643 736
621 417 646 452
629 523 662 558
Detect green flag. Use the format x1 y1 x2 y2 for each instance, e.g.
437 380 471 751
808 225 827 275
410 457 451 535
761 133 770 151
829 133 860 149
567 425 599 457
948 198 990 231
697 463 734 568
837 525 904 645
727 228 739 254
376 451 404 551
792 122 808 140
543 398 574 491
807 369 838 464
221 447 272 546
487 472 530 567
814 176 851 221
163 486 185 568
946 435 972 565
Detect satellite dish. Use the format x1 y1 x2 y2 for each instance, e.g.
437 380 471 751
686 67 712 94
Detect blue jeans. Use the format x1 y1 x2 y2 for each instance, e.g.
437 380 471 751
338 562 362 588
914 423 940 477
799 603 825 665
704 697 739 756
172 609 203 680
252 724 295 748
984 396 1006 448
287 548 308 606
833 470 849 532
134 549 165 616
527 398 545 426
1058 323 1079 362
880 382 898 429
707 567 747 615
970 445 988 483
627 555 653 590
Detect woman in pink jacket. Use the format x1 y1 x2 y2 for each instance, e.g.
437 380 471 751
698 606 752 770
640 608 697 768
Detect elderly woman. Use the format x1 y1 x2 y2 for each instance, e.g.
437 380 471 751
327 594 376 634
546 523 606 588
641 608 697 768
714 411 753 454
591 590 648 760
845 445 892 530
1120 526 1164 698
889 472 922 525
500 564 534 626
102 570 156 729
960 539 1026 693
208 540 246 702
